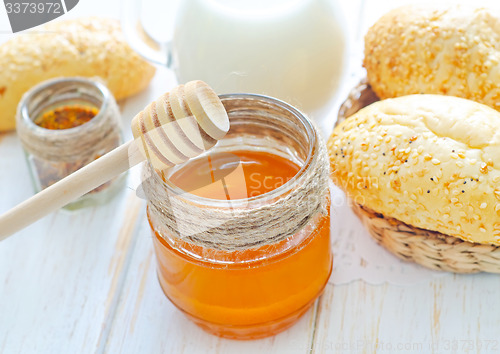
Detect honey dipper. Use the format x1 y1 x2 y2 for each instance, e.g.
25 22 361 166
0 80 229 240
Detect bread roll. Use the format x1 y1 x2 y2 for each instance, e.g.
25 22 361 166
364 5 500 111
328 94 500 245
0 17 156 132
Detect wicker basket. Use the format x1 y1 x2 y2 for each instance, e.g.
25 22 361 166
336 79 500 273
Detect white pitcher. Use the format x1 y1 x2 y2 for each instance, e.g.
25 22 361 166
122 0 347 117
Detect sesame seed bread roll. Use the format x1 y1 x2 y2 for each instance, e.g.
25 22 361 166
328 94 500 245
0 17 156 132
364 5 500 111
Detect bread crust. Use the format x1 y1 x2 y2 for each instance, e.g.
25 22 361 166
364 5 500 111
328 94 500 245
0 17 156 131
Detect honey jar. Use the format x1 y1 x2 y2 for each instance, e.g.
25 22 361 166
16 77 124 210
141 94 332 339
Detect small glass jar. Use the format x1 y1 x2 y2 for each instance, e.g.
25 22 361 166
142 94 332 339
16 77 124 210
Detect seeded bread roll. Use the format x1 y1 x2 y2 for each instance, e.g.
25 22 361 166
0 17 156 132
328 94 500 245
364 5 500 111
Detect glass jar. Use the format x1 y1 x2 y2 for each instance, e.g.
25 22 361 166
16 77 124 210
142 94 332 339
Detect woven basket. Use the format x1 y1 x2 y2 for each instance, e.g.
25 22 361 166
336 79 500 273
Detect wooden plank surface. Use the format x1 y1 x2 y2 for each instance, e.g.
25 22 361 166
314 275 500 354
0 163 141 353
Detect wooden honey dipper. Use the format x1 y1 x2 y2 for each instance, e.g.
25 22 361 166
0 80 229 240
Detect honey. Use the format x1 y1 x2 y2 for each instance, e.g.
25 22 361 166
169 150 299 199
149 151 332 339
143 93 332 339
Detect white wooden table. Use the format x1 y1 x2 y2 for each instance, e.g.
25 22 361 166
1 1 500 353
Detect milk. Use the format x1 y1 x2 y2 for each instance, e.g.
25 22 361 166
171 0 347 116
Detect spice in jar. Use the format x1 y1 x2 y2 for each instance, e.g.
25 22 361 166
31 102 117 193
16 77 124 209
34 105 99 130
32 104 104 190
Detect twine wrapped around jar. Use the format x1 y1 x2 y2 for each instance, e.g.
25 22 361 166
142 94 330 251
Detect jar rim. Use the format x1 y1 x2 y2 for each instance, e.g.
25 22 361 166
18 77 111 137
148 93 318 208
